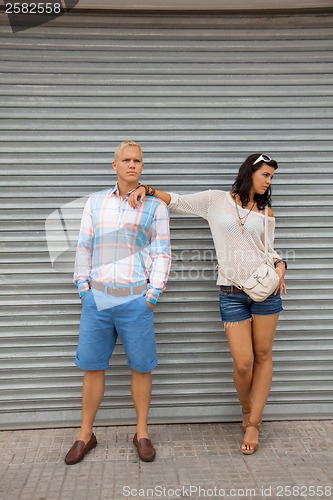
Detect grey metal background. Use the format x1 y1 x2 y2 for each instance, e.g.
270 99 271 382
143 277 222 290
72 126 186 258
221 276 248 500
0 10 332 429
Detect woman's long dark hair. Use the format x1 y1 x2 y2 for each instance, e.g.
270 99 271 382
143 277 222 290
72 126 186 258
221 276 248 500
231 153 278 210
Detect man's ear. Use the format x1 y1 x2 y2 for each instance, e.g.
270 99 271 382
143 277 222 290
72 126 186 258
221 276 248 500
112 161 117 173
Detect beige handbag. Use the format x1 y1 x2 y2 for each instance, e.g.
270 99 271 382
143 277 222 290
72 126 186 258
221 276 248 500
229 207 279 302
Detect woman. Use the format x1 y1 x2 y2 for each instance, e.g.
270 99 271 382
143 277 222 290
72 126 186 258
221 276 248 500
129 153 287 455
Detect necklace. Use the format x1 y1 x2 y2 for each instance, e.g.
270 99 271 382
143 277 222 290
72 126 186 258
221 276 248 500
234 196 256 235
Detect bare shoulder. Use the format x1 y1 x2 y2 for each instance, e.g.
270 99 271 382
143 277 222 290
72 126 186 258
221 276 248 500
268 207 274 217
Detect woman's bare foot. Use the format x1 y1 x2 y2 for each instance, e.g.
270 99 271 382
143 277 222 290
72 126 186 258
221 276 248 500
241 422 260 455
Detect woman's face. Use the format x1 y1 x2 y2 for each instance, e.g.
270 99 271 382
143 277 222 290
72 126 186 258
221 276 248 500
251 163 275 195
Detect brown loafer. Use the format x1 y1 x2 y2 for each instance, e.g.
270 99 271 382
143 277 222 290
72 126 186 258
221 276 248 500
64 433 97 465
133 433 156 462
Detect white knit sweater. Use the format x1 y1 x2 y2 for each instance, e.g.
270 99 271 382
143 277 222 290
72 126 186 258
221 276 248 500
169 190 280 286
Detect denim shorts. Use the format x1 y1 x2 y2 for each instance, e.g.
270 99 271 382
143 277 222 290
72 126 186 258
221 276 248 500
219 287 283 324
75 289 157 373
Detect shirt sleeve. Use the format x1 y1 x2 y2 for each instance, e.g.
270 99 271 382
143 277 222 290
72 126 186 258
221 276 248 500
168 190 212 220
267 217 281 261
145 201 172 305
73 197 94 296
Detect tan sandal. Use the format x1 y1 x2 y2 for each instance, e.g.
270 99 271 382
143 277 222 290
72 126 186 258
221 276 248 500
241 422 260 455
241 410 251 433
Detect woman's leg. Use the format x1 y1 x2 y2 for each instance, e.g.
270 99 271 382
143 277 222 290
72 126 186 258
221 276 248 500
242 313 279 452
225 319 254 425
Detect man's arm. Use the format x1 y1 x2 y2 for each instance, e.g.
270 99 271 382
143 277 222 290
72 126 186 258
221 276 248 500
145 201 171 306
73 197 94 298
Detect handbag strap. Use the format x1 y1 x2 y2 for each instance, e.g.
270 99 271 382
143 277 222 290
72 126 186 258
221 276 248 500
264 205 268 260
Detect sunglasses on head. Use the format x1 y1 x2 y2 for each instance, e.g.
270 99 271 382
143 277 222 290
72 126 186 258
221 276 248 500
253 154 271 165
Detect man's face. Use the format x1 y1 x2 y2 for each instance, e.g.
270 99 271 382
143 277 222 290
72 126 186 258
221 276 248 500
112 145 144 185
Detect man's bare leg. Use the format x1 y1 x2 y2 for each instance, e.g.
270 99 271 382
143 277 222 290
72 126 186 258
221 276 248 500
77 370 105 443
131 370 152 439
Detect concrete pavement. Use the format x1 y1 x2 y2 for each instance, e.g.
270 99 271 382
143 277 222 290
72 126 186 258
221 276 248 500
0 420 332 500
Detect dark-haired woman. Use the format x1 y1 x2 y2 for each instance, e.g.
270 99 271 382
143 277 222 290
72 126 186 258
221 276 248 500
129 154 287 455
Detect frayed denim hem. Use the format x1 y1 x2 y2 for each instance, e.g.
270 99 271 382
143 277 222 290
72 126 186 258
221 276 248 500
223 316 253 330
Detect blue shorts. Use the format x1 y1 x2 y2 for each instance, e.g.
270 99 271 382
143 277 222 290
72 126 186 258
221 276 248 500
219 287 283 324
75 289 157 373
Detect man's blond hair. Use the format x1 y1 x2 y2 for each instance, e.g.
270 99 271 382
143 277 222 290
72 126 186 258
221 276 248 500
114 140 143 160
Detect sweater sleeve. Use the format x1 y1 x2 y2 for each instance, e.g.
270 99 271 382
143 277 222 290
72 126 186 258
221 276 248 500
168 190 212 220
267 217 281 261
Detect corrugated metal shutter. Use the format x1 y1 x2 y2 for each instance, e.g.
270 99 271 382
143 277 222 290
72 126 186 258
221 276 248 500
0 11 332 429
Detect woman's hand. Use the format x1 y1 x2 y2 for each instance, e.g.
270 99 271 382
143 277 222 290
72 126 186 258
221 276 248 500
274 264 287 297
128 186 146 209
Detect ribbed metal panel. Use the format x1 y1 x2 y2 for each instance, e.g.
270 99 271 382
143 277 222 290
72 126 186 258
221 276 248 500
0 11 332 429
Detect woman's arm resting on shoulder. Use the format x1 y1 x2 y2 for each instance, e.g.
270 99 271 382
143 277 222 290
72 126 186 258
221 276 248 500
129 186 211 219
128 185 171 208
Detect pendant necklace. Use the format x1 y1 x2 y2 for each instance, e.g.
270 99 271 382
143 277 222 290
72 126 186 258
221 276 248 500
234 196 256 234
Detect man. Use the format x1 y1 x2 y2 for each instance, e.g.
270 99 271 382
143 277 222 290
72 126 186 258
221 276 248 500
65 141 171 465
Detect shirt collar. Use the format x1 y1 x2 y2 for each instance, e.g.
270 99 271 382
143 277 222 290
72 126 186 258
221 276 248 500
108 184 119 197
108 183 138 199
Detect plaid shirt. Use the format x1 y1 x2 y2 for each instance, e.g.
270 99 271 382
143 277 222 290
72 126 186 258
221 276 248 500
74 185 171 305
